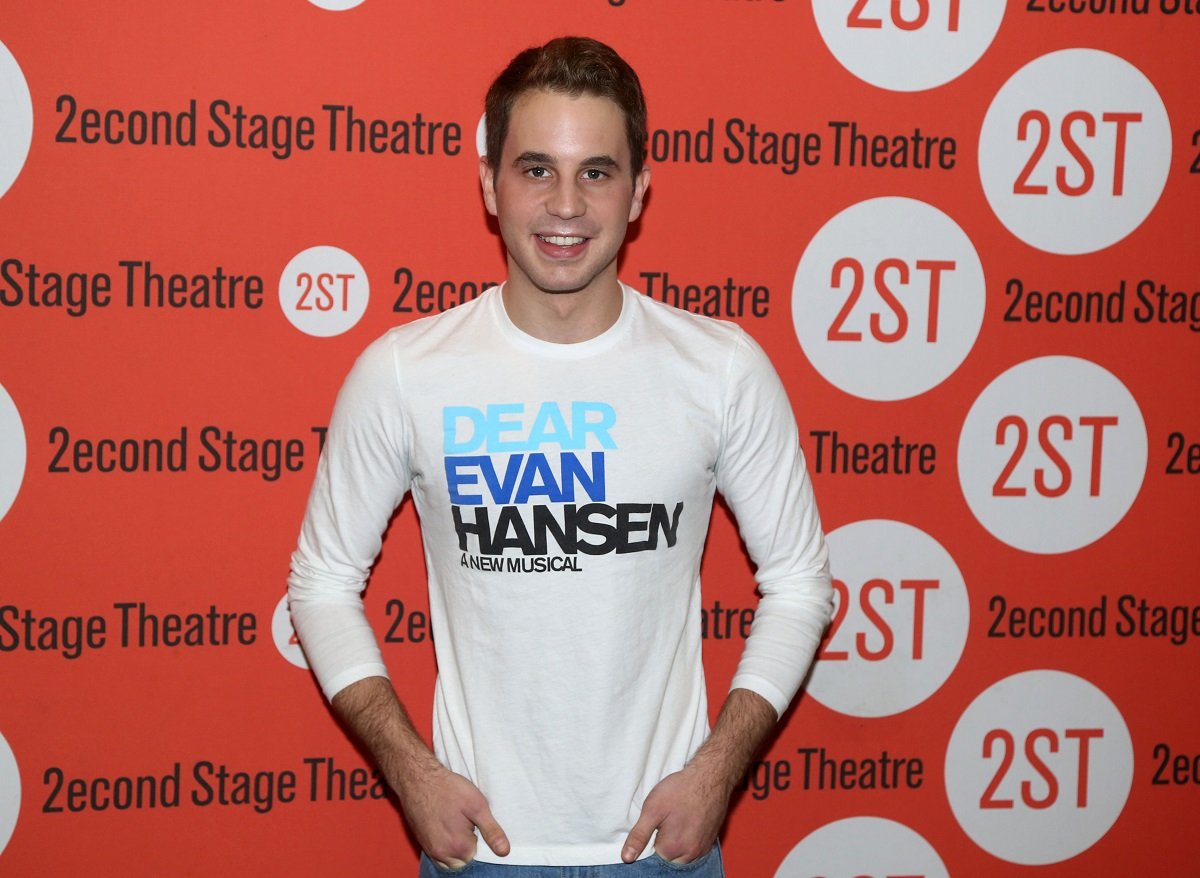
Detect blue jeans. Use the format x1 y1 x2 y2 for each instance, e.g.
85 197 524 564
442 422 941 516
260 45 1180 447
418 845 724 877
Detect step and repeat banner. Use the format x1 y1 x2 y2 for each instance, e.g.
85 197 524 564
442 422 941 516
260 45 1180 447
1 1 1197 875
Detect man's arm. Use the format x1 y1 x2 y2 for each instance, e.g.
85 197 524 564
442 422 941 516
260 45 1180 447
330 676 510 868
624 329 833 863
620 687 775 863
287 337 508 866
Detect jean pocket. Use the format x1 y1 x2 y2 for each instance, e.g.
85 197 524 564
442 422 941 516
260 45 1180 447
421 854 475 876
649 843 718 872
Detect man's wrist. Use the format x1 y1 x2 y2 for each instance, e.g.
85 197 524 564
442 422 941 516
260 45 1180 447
685 745 745 797
388 747 446 798
687 688 778 792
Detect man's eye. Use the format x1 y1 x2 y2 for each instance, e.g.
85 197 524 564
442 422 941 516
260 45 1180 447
583 169 607 180
527 167 549 178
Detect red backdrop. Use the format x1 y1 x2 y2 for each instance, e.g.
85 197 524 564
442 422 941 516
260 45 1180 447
2 2 1198 875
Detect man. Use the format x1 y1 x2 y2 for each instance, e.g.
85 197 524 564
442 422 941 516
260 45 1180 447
288 36 832 876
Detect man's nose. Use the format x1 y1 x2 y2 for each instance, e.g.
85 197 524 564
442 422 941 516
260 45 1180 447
545 179 586 219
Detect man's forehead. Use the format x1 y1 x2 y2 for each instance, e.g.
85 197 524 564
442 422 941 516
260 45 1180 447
505 89 627 149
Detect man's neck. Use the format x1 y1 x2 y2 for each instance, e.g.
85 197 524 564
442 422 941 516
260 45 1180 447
501 278 624 344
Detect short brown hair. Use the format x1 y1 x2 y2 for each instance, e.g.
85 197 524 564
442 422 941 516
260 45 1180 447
484 36 648 178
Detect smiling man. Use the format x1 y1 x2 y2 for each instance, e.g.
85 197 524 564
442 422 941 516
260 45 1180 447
480 85 646 343
288 37 832 877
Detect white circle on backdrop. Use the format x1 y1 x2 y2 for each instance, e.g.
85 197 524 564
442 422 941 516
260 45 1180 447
0 730 20 855
0 384 27 523
979 49 1171 255
306 0 366 10
476 113 488 159
811 0 1007 91
0 40 34 199
273 593 309 669
807 519 969 717
278 246 370 337
958 356 1147 554
945 670 1133 865
775 815 949 878
792 196 985 401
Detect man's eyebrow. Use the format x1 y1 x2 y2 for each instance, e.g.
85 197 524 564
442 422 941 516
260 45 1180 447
580 155 621 169
513 151 555 166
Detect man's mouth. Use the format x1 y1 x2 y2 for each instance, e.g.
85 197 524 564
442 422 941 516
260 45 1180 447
537 234 587 246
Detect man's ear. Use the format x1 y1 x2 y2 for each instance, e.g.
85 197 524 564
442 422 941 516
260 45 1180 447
628 166 651 222
480 157 498 216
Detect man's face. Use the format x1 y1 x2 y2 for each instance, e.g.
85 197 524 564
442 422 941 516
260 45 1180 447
480 89 649 302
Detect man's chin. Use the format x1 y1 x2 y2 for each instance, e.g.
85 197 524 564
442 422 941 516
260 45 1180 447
522 274 599 296
506 256 619 298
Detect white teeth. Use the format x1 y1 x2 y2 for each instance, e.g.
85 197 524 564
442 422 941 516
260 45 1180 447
539 235 585 246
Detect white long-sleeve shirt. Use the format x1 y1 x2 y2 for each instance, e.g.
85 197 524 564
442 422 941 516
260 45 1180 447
288 284 832 866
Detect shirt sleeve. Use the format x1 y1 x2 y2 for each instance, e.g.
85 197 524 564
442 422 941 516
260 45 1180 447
715 329 833 717
287 333 413 701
